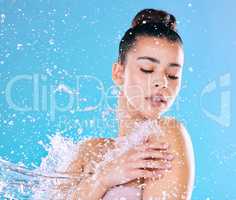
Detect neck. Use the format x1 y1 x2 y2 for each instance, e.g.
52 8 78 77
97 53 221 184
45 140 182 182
116 91 160 138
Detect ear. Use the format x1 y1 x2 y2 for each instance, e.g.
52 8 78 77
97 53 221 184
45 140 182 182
112 62 125 86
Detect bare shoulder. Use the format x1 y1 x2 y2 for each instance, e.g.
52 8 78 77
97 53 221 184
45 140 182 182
160 116 195 175
143 117 195 199
160 116 193 145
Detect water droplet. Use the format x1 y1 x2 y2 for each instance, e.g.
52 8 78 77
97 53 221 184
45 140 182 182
77 128 83 135
5 53 10 58
55 84 74 95
16 43 23 50
188 67 193 72
0 14 5 24
8 120 14 126
49 38 55 45
46 68 53 76
82 15 87 20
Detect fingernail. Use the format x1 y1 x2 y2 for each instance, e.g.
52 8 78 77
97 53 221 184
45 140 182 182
162 143 169 148
153 172 162 177
165 163 171 168
166 154 174 160
156 174 163 178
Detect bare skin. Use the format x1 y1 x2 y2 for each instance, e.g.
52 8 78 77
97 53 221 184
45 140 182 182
58 37 195 199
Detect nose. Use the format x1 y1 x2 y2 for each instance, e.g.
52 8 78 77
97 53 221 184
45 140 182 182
153 76 167 89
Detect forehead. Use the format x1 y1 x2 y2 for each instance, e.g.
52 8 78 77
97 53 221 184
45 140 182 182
127 36 184 65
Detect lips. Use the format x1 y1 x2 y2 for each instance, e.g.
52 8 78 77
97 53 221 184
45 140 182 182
145 93 168 107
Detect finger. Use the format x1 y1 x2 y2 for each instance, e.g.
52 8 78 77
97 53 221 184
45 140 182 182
130 160 172 170
129 150 167 161
134 142 170 152
127 143 170 160
130 169 164 179
147 142 170 150
132 151 175 161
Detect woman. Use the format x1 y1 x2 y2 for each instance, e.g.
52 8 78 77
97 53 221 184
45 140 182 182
58 8 195 200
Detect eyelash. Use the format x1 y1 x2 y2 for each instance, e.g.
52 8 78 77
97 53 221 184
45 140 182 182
140 68 154 73
168 75 179 80
140 68 179 80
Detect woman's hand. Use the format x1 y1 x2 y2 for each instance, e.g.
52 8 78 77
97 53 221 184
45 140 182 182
96 142 174 189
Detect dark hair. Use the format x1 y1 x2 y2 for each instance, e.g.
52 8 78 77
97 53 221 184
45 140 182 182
118 9 183 65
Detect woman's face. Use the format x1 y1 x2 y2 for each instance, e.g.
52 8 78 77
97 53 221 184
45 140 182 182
113 36 184 119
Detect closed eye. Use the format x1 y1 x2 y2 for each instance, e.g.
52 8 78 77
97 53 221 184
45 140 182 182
140 68 153 73
168 75 179 80
140 68 179 80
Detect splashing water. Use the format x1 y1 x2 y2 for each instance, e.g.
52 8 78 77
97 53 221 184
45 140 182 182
0 119 162 199
0 134 85 199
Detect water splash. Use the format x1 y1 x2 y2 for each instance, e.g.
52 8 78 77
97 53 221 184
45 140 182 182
0 119 163 199
0 134 85 199
97 119 163 172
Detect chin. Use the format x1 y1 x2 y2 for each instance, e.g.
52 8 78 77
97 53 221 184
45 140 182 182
140 109 161 120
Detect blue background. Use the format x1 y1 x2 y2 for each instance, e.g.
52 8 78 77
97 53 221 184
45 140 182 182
0 0 235 199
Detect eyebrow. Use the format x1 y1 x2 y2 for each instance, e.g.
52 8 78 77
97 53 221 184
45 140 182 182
137 56 181 68
137 56 160 64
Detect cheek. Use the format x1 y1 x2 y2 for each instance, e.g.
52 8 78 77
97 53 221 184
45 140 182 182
124 71 144 93
168 79 181 96
123 72 147 107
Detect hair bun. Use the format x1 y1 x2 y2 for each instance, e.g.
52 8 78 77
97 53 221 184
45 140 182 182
131 8 177 31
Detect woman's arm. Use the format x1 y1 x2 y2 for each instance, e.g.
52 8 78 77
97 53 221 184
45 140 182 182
58 138 114 200
67 170 110 200
142 119 195 200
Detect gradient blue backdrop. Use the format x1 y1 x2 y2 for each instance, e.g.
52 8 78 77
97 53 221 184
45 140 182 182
0 0 235 199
